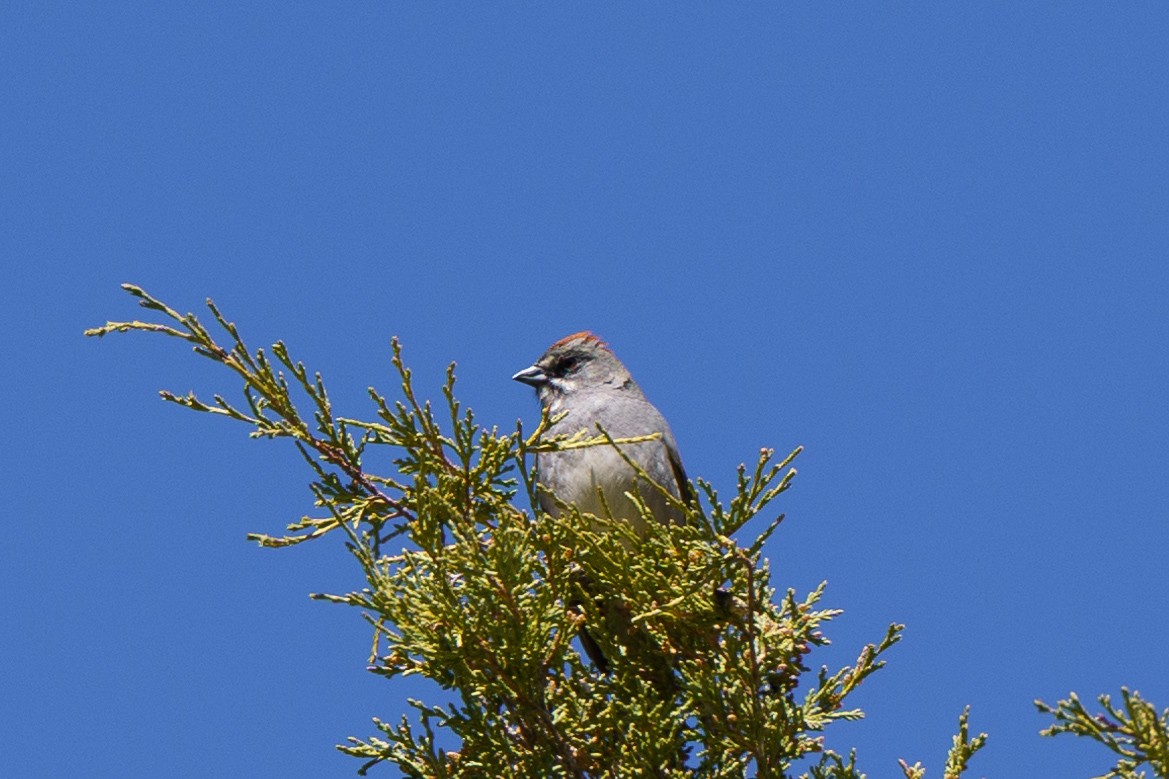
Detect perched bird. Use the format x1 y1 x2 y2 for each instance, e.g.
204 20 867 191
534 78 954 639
512 332 691 532
514 332 692 673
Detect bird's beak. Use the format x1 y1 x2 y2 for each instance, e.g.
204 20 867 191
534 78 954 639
512 364 548 387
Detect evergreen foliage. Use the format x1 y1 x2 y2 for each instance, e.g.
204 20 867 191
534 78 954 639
1036 689 1169 779
87 284 1162 778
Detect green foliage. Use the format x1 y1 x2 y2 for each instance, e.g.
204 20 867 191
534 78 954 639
1036 689 1169 779
896 708 987 779
87 284 994 777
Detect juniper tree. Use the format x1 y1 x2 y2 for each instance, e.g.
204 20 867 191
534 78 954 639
86 284 1162 779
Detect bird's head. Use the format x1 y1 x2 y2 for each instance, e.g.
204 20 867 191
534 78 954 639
512 332 638 408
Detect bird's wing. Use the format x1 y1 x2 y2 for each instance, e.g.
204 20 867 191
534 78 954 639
664 438 697 510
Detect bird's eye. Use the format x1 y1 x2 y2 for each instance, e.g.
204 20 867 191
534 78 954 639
555 356 580 376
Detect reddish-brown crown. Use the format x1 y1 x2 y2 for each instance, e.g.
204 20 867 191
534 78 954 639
550 331 607 350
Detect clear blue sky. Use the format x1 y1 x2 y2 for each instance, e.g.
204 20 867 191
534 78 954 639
4 3 1167 776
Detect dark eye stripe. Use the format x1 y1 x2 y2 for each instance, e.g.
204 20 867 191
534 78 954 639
552 355 580 376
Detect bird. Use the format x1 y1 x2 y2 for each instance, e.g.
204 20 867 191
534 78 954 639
512 331 692 533
513 332 693 676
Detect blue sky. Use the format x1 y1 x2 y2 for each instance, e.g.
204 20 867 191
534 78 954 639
4 3 1167 776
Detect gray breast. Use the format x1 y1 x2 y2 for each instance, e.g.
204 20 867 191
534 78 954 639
535 392 686 532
